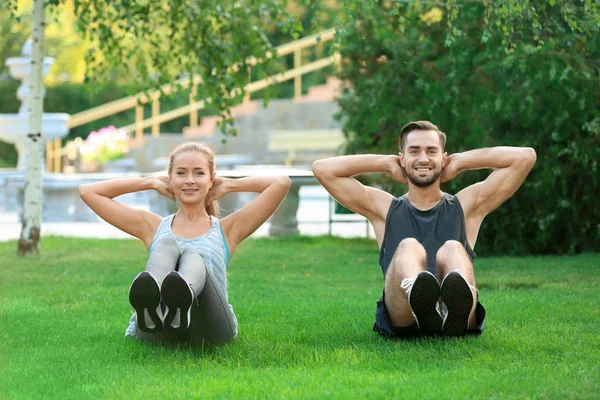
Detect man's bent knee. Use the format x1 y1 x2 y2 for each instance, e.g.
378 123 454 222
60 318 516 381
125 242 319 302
398 237 422 249
436 240 467 263
392 238 426 263
387 238 427 285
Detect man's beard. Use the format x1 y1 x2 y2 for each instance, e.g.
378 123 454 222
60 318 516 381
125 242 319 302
404 166 442 188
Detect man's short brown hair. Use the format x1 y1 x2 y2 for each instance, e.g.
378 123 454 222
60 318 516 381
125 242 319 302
399 121 447 152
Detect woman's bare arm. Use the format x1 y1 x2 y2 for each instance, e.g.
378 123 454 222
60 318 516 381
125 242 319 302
79 176 173 248
214 176 291 256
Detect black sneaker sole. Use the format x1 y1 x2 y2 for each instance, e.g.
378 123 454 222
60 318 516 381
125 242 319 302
128 272 162 333
408 271 443 334
441 271 474 337
161 271 194 333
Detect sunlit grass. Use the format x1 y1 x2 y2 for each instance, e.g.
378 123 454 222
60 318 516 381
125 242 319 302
1 237 598 399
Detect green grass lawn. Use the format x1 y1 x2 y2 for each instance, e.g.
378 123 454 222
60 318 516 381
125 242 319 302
1 236 598 399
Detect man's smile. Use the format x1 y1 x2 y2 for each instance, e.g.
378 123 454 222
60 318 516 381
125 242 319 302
413 165 433 172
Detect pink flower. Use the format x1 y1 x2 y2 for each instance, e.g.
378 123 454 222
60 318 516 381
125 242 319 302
81 126 130 163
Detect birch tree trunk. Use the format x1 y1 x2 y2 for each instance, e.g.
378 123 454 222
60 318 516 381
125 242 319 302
18 0 45 256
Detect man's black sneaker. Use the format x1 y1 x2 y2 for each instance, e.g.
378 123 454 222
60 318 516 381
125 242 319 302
404 271 443 334
440 270 474 337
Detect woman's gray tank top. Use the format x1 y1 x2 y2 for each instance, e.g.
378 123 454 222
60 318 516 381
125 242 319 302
125 214 237 338
150 214 231 297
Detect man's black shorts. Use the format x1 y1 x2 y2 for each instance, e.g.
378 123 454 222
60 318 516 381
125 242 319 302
373 291 486 338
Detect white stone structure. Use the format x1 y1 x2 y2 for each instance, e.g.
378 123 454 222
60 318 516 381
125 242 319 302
0 40 69 171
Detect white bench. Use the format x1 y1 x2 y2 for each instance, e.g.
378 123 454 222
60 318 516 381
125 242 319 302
147 166 369 236
268 129 344 166
220 167 369 236
2 168 368 235
6 172 143 222
0 169 21 212
146 167 317 235
218 167 317 236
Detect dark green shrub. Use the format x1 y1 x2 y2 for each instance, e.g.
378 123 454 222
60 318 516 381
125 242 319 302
335 3 600 254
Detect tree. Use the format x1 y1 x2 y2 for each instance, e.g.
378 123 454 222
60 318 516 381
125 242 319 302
5 0 598 255
0 1 89 83
328 1 600 255
17 0 45 255
3 0 304 255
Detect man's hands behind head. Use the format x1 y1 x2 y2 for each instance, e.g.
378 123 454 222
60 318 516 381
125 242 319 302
441 154 462 183
387 155 408 184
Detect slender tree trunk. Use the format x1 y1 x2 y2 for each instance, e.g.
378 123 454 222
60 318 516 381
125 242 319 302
18 0 45 256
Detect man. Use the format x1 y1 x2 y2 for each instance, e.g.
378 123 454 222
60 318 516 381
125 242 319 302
312 121 536 337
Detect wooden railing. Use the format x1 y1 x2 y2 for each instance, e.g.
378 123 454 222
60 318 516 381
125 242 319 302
46 28 339 172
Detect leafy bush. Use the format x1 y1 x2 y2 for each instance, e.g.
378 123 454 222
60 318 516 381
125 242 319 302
335 2 599 255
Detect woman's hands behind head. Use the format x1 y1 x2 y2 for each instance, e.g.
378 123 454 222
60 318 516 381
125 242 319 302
206 177 230 204
152 176 175 201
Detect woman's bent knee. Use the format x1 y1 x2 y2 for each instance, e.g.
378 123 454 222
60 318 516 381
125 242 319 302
181 247 199 257
154 237 179 251
179 248 207 266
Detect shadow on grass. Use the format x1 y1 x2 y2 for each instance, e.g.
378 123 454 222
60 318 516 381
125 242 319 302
120 323 485 368
478 282 540 290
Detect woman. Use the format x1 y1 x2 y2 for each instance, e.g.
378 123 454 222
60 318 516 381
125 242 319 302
79 142 291 345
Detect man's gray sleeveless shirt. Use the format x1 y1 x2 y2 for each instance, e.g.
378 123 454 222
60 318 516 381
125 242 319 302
379 193 476 275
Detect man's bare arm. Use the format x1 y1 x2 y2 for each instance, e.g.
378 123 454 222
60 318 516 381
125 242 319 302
452 147 537 220
312 155 404 236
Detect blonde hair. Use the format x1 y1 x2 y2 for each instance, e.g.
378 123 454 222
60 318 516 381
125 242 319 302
168 142 220 218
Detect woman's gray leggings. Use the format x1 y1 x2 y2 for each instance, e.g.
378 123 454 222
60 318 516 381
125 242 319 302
134 237 237 345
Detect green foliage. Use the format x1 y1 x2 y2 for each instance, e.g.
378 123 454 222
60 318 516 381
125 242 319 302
1 0 597 252
0 237 599 398
1 0 307 136
0 7 28 78
0 79 194 166
45 81 193 139
333 2 600 255
0 80 19 167
0 68 329 167
68 0 303 137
